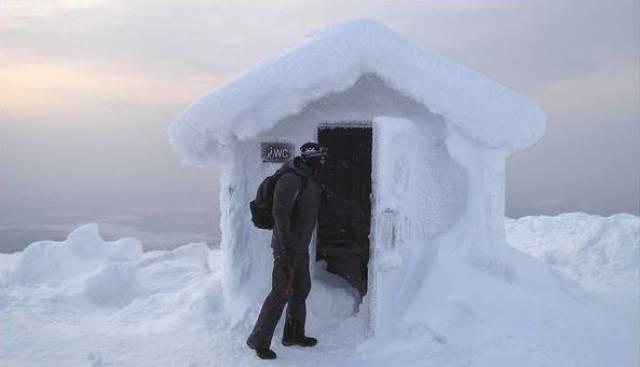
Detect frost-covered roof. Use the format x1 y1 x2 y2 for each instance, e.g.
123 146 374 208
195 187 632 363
170 19 545 162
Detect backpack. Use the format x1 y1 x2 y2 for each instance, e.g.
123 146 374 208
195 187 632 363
249 166 307 230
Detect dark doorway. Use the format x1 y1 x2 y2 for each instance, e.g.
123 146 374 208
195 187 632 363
316 125 372 297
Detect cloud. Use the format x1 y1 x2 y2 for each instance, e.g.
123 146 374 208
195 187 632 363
374 0 640 94
3 0 637 95
507 58 640 216
535 60 640 124
0 0 312 72
0 61 228 120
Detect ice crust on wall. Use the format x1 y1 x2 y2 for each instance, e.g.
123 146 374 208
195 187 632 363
369 116 468 332
365 118 580 340
169 19 545 163
268 75 467 239
214 113 471 329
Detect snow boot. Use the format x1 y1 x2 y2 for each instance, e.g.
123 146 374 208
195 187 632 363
246 338 277 359
282 320 317 347
282 335 318 347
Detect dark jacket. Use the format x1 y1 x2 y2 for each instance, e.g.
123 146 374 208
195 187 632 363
271 157 322 258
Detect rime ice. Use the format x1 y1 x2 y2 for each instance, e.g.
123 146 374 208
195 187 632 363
169 18 547 335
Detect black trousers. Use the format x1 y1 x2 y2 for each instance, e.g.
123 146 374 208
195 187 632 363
248 252 311 348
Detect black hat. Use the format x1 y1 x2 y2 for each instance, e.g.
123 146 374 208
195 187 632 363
300 142 327 159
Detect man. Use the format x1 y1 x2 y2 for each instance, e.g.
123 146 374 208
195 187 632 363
246 142 327 360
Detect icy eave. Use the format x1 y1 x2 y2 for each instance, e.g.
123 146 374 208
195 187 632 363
169 19 546 163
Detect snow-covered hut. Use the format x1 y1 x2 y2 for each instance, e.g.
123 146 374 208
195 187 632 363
169 19 545 334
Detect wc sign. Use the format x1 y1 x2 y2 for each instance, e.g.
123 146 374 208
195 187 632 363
261 142 294 163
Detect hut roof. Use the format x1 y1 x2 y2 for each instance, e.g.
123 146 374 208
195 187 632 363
170 19 545 163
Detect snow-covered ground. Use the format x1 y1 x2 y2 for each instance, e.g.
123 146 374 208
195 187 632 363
507 213 639 295
1 213 638 366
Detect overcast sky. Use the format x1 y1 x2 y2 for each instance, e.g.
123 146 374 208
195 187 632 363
1 0 638 242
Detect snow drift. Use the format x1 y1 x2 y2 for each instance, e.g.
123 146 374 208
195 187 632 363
1 214 638 366
507 213 639 295
5 224 221 321
11 224 143 287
